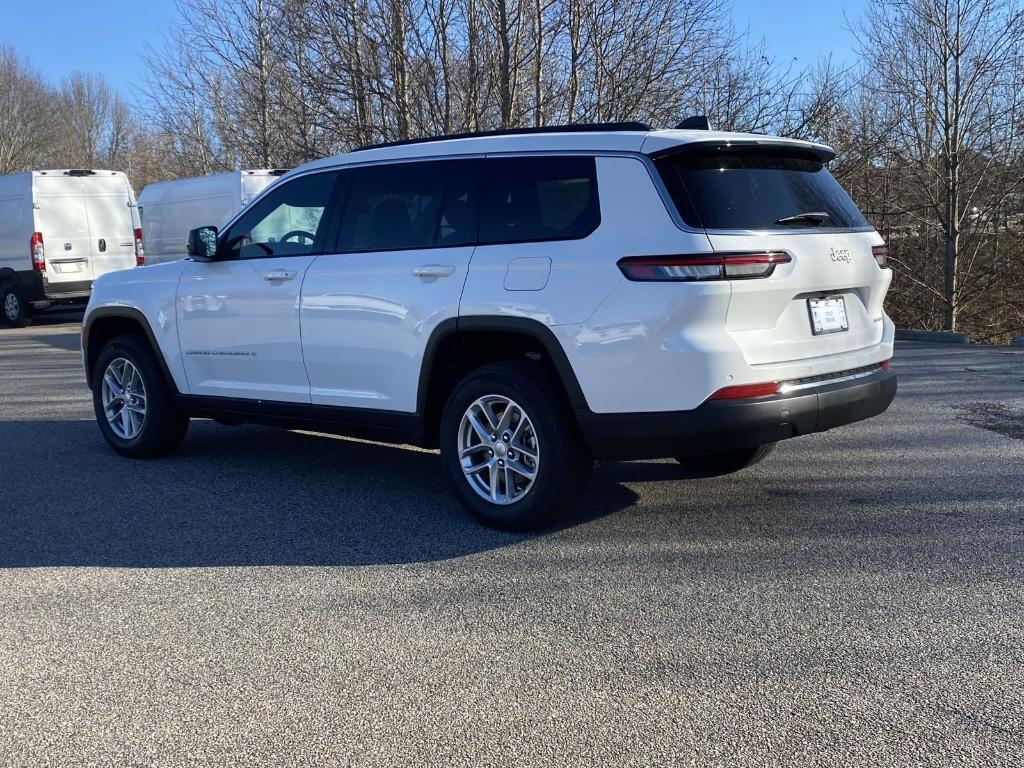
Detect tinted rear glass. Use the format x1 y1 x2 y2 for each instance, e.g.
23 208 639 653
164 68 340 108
479 156 599 244
656 150 869 230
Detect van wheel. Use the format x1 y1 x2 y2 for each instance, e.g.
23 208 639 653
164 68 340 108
675 443 776 477
91 334 189 458
1 283 32 327
440 361 592 531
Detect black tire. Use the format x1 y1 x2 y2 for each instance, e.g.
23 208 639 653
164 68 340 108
91 334 189 458
1 283 33 328
440 361 592 531
675 442 776 478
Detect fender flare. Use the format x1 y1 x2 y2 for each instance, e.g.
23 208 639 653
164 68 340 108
416 315 589 415
83 306 178 393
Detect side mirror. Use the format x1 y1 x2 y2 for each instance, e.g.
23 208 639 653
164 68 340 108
186 226 218 261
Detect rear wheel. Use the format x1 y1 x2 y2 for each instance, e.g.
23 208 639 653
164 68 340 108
675 442 775 477
92 335 189 458
1 283 32 328
440 361 591 531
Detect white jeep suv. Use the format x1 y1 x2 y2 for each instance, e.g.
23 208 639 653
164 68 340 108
82 122 897 530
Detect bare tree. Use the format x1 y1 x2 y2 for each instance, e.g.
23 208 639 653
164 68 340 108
858 0 1024 331
0 46 57 174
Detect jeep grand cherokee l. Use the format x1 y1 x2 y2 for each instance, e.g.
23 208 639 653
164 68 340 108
81 122 897 530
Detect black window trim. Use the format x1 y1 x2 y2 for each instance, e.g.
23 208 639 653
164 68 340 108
307 152 603 255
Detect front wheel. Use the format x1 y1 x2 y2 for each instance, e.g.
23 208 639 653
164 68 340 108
1 283 32 328
675 442 775 477
92 335 189 458
440 362 591 531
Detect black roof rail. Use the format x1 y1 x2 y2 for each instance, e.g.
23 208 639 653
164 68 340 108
349 122 653 153
675 115 713 131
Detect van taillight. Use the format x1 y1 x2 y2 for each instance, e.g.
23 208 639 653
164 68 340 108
617 251 791 281
30 232 45 271
134 227 145 266
872 244 889 269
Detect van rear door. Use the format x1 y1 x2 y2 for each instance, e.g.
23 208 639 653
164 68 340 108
33 175 93 289
82 174 137 280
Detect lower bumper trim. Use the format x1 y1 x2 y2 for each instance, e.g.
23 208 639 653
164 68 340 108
576 369 897 461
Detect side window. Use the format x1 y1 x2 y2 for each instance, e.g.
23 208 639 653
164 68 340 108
338 160 477 252
479 156 599 244
221 172 338 259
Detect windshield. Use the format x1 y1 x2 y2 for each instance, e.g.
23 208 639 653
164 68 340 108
655 149 870 231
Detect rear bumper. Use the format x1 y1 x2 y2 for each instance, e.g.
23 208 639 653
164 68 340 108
576 369 897 461
20 272 93 303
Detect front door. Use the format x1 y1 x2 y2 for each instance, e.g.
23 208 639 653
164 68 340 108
176 171 340 402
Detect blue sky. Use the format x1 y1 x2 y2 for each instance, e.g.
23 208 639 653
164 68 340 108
1 0 865 98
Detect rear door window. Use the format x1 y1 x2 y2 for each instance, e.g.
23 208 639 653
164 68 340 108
479 156 599 244
337 159 478 252
655 150 869 231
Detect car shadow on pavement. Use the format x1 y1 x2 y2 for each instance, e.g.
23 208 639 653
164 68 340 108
0 420 640 568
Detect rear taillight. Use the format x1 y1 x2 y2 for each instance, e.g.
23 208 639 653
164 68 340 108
708 381 781 400
618 251 791 282
134 227 145 266
872 244 889 269
30 232 45 271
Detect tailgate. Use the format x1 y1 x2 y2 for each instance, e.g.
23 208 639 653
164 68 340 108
709 231 891 365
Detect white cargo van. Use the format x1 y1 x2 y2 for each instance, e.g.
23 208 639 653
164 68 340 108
137 169 287 265
0 169 142 327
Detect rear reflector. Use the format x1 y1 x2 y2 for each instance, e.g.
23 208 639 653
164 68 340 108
881 359 890 370
618 252 791 282
30 232 45 271
708 381 781 400
134 227 145 266
872 244 889 269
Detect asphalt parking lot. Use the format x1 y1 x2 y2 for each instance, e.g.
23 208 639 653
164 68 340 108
1 313 1022 767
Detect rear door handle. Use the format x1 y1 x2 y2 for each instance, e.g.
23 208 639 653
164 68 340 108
262 269 297 282
411 264 456 278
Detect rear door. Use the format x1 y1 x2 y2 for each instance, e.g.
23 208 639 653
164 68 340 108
83 174 138 279
655 147 890 365
33 175 93 288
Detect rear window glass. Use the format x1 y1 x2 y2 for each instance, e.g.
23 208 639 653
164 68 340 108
656 150 869 231
479 156 599 244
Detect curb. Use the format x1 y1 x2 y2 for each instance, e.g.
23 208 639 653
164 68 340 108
895 329 971 344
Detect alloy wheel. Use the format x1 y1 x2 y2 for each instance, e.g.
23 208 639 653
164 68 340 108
457 395 540 505
101 357 147 439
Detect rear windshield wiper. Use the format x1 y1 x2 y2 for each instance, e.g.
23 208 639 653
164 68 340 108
774 211 831 226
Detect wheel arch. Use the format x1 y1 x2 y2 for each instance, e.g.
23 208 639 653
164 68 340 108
83 307 178 393
417 316 588 448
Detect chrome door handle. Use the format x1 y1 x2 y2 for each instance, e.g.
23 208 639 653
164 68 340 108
262 269 296 282
411 264 456 278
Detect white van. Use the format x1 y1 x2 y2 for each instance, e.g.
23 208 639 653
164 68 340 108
0 169 142 327
137 170 287 265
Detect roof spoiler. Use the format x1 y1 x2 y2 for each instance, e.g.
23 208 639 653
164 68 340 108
675 115 713 131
